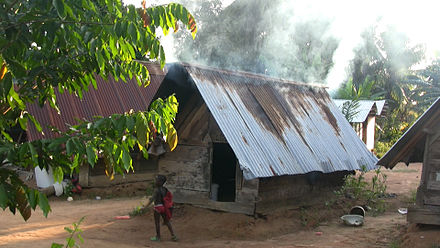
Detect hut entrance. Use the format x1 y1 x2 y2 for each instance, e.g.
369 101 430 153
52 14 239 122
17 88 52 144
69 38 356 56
211 143 237 202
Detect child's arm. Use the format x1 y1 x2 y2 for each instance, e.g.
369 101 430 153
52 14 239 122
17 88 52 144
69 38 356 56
143 197 152 207
144 188 159 207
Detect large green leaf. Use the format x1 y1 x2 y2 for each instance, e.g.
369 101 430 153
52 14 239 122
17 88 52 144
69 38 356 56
26 189 38 210
26 113 43 133
28 143 38 165
1 131 12 142
121 148 132 171
0 184 8 210
53 166 64 183
38 192 51 217
86 146 97 167
135 114 148 146
66 139 74 155
128 23 138 42
52 0 67 19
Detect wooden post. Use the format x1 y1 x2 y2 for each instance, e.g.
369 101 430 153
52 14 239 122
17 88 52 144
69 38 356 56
78 164 90 187
366 115 376 151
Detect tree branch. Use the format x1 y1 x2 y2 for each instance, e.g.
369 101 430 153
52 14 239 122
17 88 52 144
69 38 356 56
0 19 115 31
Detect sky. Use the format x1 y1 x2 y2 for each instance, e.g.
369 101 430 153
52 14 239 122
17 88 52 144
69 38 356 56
124 0 440 89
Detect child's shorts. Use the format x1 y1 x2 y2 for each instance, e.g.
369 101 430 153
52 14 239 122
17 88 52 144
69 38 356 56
154 204 172 220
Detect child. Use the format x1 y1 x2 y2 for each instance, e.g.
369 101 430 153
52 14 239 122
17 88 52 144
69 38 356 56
149 175 177 242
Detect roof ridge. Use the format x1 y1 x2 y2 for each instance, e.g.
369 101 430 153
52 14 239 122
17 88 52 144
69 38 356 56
177 62 328 89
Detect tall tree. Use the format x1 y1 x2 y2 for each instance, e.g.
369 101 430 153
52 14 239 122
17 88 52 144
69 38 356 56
0 0 196 220
337 24 425 156
348 25 424 112
408 58 440 111
173 0 339 84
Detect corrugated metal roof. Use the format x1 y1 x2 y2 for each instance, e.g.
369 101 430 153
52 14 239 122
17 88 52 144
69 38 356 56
333 99 386 123
26 62 165 141
180 64 377 179
377 97 440 168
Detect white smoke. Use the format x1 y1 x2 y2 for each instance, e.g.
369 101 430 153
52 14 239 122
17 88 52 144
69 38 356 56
123 0 440 90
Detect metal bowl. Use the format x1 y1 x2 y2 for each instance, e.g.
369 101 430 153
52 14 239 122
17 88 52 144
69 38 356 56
341 214 364 226
349 206 365 217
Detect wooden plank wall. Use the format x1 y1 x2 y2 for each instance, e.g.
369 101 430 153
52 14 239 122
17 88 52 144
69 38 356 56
420 128 440 207
256 171 349 214
159 144 211 191
408 206 440 225
410 125 440 224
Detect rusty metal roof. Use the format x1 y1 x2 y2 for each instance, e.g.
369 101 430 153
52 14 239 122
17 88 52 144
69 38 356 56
377 97 440 169
169 63 378 179
26 62 165 141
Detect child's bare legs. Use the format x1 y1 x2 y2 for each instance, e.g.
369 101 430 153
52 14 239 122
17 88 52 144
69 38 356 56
152 211 177 241
161 214 177 240
153 211 161 240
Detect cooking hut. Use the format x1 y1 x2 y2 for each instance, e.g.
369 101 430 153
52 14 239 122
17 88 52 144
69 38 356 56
152 63 378 215
378 98 440 225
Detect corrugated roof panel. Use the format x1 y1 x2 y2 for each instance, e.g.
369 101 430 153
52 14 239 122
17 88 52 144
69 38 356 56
333 99 374 123
192 70 272 178
26 63 165 141
333 99 386 123
185 64 377 179
139 75 164 108
120 78 149 111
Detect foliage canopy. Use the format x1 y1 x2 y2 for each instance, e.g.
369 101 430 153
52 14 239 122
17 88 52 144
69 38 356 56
0 0 196 220
333 24 440 157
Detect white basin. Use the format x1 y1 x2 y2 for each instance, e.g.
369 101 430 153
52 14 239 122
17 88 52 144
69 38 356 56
341 214 364 226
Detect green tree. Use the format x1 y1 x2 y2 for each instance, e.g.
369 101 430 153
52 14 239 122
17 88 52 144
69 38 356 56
0 0 196 220
408 58 440 110
335 78 385 101
338 24 425 156
348 25 424 112
334 78 385 123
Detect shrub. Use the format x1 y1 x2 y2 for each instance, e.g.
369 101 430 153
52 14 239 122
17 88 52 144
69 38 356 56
335 166 388 215
51 216 85 248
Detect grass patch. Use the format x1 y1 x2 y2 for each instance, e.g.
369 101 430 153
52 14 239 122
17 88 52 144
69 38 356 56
388 240 401 248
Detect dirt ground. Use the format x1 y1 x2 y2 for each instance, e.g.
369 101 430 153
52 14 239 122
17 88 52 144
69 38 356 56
1 163 440 248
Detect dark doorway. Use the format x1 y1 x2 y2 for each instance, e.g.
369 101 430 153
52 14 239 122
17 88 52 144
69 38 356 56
212 143 237 202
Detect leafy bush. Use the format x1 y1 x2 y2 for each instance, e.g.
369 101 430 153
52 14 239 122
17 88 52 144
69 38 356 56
63 183 74 198
375 141 393 158
129 204 149 217
335 166 388 215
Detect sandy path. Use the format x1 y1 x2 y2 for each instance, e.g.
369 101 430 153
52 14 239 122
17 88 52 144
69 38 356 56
0 163 435 248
